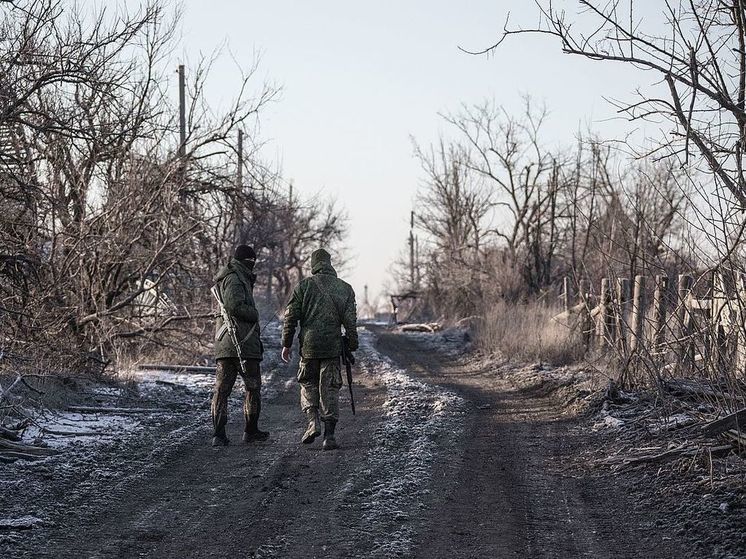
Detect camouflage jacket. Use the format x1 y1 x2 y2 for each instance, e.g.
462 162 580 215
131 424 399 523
213 258 263 360
282 251 358 359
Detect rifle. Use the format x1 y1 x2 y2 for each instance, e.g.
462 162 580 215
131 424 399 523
310 276 356 415
341 335 356 415
211 284 248 377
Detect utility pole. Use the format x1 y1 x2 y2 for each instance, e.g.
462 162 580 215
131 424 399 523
415 235 421 289
178 65 186 158
234 129 243 242
363 284 370 320
237 129 243 186
409 210 415 291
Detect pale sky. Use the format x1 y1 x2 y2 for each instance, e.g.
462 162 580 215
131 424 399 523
170 1 663 303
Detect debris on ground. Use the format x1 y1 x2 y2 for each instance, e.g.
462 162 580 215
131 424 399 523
398 322 443 333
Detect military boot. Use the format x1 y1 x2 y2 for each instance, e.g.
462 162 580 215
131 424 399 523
243 422 270 443
322 419 338 451
301 408 321 444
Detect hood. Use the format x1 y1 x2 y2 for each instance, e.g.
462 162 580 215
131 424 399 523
311 248 336 276
214 257 256 284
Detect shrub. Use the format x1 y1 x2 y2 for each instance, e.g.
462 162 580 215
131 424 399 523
475 300 585 366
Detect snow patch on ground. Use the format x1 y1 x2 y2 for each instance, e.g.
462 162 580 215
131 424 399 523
397 327 472 358
23 412 141 449
337 328 467 558
0 516 44 530
134 368 214 393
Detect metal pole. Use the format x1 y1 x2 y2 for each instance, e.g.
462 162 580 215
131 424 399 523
409 211 415 291
178 65 186 158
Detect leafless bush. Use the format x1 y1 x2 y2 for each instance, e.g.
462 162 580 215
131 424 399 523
476 301 585 366
0 0 347 373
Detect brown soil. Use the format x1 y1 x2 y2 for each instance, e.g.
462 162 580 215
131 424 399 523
374 331 687 559
2 328 740 558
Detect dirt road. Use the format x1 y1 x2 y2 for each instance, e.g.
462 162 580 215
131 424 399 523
1 327 693 558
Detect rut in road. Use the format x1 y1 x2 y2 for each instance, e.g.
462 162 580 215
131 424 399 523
8 328 687 559
33 329 464 559
375 330 686 559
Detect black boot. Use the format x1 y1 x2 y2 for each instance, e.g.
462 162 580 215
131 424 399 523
322 419 338 451
243 419 270 443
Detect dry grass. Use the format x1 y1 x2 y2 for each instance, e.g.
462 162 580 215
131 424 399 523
475 301 586 366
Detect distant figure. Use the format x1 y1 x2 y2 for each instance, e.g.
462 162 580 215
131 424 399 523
281 248 358 450
211 245 268 446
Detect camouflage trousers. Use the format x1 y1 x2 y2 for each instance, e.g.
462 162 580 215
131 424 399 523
298 357 342 422
211 357 262 437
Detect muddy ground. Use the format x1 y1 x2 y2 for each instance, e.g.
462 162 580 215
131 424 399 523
1 326 744 558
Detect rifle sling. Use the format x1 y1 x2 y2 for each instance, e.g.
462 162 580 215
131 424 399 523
216 276 258 344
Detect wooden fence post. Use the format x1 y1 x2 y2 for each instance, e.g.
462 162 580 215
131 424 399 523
596 278 615 346
630 275 646 353
737 275 746 377
653 275 669 348
563 277 571 313
615 278 630 353
579 279 591 349
711 271 728 375
677 274 694 372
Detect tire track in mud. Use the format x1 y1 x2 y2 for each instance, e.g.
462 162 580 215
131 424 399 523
1 328 468 559
228 328 468 559
375 329 689 559
331 329 467 558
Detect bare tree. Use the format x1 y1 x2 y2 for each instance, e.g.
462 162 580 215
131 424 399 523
412 138 492 314
476 1 746 225
0 0 283 368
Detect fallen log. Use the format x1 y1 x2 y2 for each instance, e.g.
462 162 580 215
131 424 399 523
67 405 171 414
138 364 216 373
663 379 744 403
42 428 113 437
603 444 733 468
722 429 746 448
0 425 22 441
0 450 49 462
701 408 746 438
0 438 58 456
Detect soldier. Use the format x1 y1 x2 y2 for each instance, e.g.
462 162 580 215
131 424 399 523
211 244 269 447
281 248 358 450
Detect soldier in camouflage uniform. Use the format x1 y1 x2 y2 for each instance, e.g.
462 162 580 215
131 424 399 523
212 245 269 447
281 248 358 450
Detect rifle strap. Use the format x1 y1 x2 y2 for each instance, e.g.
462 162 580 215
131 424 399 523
215 277 258 343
